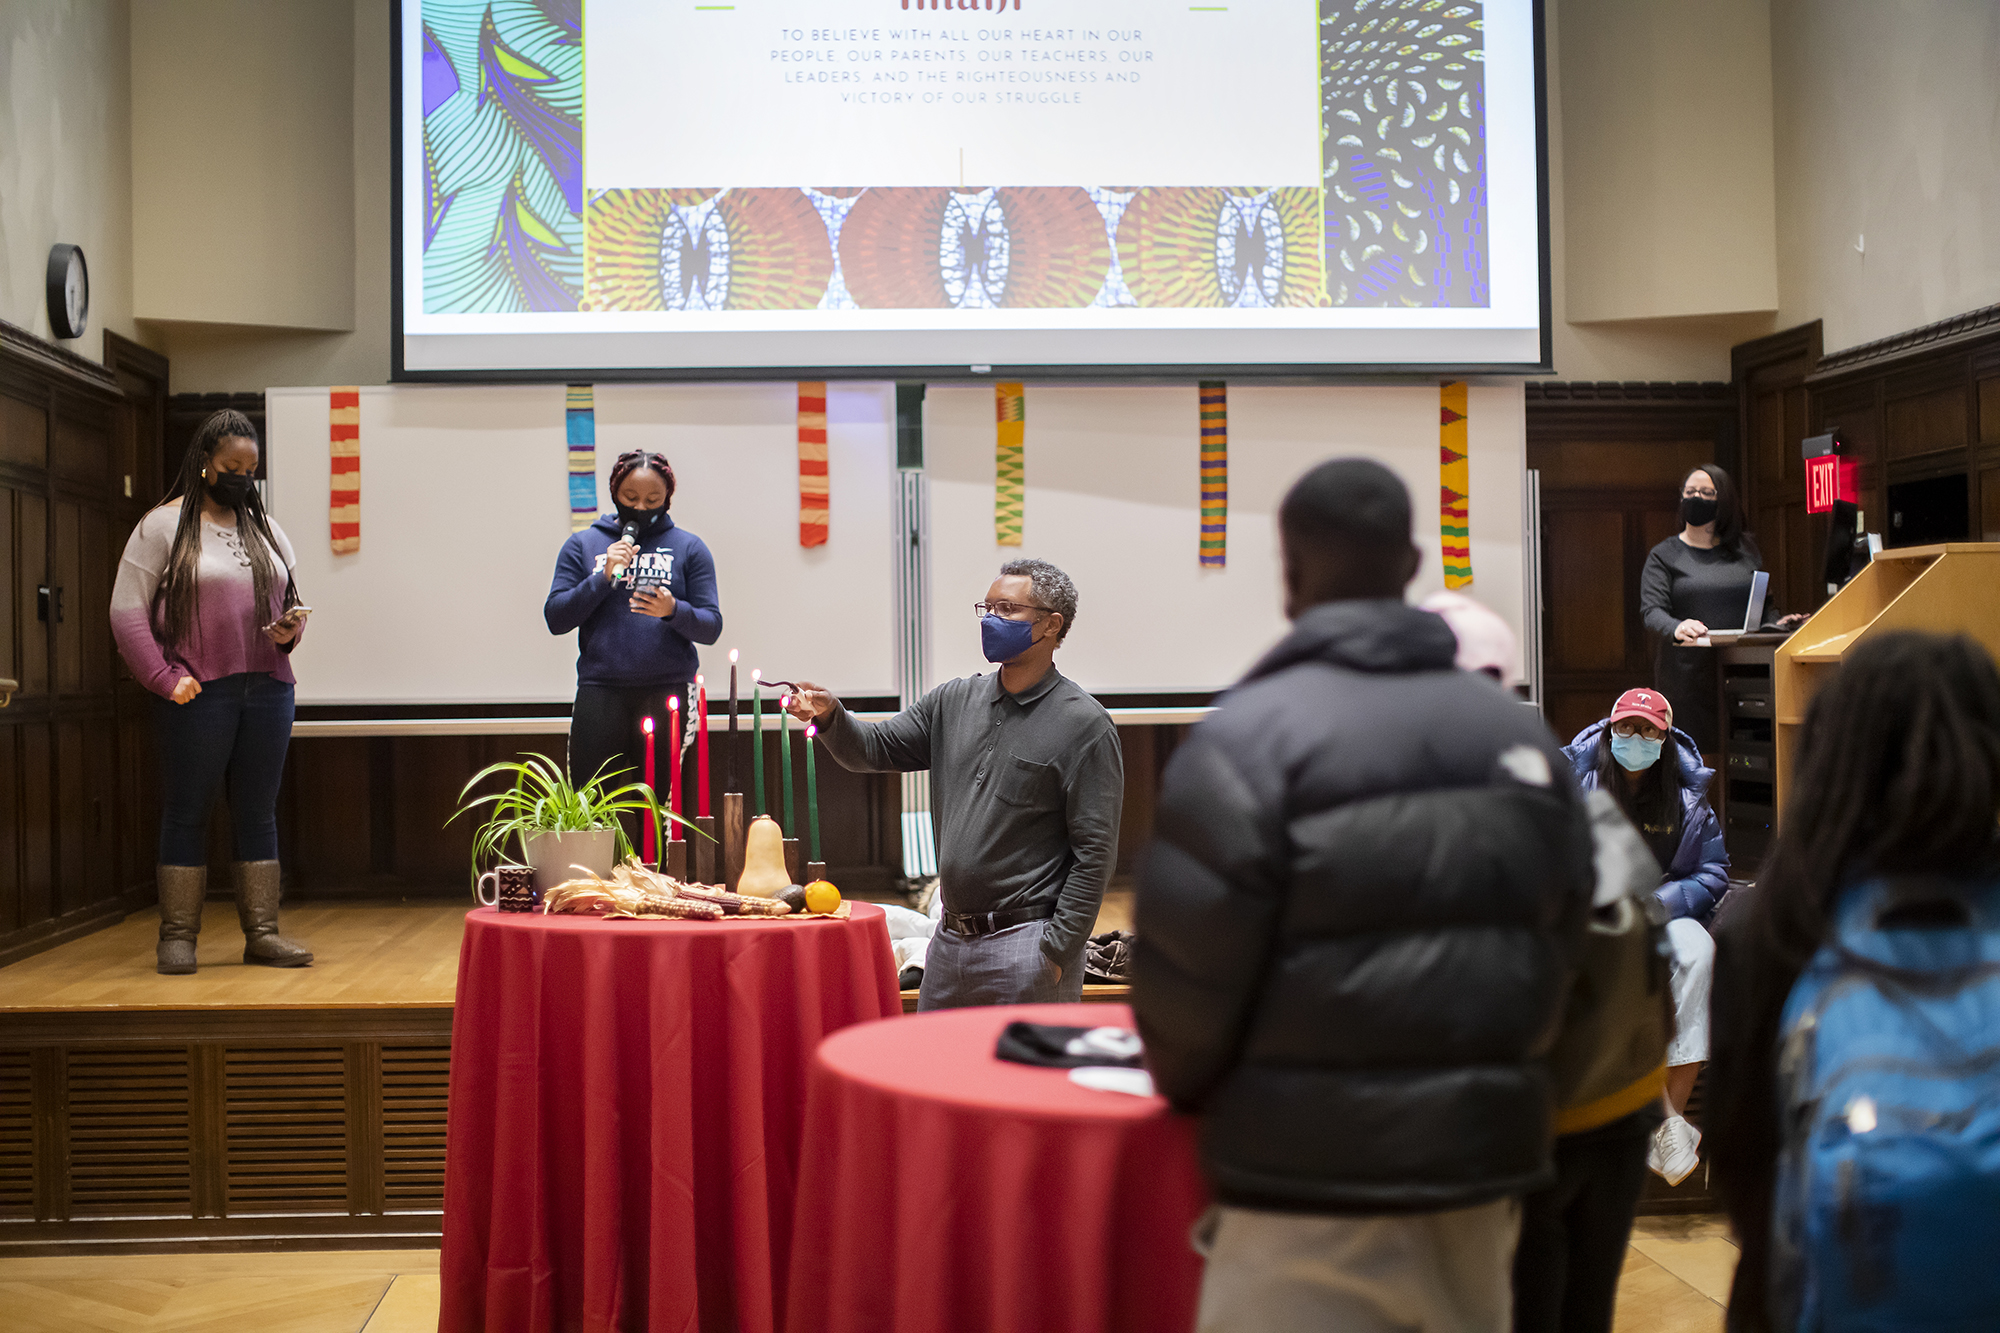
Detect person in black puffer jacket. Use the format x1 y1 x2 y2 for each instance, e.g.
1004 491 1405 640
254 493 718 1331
1133 458 1595 1333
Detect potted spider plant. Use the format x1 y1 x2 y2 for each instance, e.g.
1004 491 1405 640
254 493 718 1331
450 754 683 897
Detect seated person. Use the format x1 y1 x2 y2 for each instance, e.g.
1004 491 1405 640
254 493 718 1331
1563 688 1725 1186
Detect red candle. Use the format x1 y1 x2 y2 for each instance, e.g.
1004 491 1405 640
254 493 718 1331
667 696 683 840
696 676 711 817
641 714 657 864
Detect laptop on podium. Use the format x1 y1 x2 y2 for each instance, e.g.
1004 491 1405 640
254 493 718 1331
1696 570 1769 647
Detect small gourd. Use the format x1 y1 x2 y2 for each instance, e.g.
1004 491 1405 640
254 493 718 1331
737 815 791 897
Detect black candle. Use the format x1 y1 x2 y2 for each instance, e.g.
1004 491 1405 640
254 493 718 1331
726 650 739 792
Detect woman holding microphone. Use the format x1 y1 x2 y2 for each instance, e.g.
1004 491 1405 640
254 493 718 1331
111 408 312 975
545 449 722 792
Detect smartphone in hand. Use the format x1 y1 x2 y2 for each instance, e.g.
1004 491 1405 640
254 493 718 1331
264 605 313 634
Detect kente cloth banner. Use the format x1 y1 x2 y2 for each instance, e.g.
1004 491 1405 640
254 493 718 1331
798 382 829 547
329 388 360 554
566 384 597 532
995 382 1025 546
1199 381 1228 568
1440 381 1471 589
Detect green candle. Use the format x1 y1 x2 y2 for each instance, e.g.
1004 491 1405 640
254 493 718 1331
751 671 765 816
805 723 821 863
779 697 796 834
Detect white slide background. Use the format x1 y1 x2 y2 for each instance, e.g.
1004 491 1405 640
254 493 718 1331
923 382 1528 694
266 383 898 705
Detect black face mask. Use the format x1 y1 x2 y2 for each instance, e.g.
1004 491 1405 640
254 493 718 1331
615 503 667 539
208 472 254 507
1680 495 1719 528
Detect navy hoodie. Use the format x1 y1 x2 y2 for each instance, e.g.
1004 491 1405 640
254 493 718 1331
544 513 722 687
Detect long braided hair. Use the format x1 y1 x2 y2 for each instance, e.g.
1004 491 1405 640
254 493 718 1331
1707 630 2000 1308
155 409 299 648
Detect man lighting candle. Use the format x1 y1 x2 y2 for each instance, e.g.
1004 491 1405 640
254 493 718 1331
786 559 1122 1009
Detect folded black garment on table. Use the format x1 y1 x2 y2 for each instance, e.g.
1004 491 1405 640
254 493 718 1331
995 1022 1145 1069
1084 930 1133 984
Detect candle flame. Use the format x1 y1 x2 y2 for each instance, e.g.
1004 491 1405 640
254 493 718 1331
752 668 762 683
642 716 655 734
729 649 739 663
807 724 817 738
668 696 679 712
696 673 704 685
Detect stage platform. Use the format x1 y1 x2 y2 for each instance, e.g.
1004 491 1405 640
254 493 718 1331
0 902 465 1255
0 897 1134 1254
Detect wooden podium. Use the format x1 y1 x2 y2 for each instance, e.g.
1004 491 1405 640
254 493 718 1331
1774 543 2000 815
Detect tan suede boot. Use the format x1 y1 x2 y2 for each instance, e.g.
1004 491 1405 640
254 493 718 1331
156 865 206 975
234 860 313 967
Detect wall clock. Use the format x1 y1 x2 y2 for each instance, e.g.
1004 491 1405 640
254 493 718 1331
46 243 89 340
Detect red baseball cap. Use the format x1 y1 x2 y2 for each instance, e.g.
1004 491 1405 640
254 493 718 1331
1609 688 1673 731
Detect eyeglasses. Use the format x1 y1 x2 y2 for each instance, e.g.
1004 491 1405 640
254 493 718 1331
1610 720 1665 740
973 600 1050 619
1682 486 1718 500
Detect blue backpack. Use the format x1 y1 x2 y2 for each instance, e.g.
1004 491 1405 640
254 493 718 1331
1772 876 2000 1331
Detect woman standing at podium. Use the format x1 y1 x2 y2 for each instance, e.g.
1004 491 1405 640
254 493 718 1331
1639 465 1804 754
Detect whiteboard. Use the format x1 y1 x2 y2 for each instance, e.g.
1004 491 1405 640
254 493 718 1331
266 382 898 705
923 383 1527 694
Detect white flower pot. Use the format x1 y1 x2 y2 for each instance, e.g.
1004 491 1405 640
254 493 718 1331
522 829 619 896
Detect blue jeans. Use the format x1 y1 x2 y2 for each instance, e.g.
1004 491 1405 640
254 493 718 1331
153 672 295 866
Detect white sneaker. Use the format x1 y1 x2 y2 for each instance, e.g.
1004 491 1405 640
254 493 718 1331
1648 1114 1702 1186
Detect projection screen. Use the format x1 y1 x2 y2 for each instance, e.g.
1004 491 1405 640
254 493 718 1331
393 0 1549 379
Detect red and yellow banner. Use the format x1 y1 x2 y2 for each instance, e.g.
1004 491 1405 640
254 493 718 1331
798 382 829 547
1199 381 1227 568
330 387 360 554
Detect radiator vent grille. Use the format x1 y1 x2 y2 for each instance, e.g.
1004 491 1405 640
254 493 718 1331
224 1047 348 1214
65 1046 193 1217
381 1044 448 1209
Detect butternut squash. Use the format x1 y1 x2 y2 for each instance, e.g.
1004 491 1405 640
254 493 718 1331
737 815 791 897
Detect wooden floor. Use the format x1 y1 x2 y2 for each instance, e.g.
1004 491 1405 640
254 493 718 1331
0 1217 1734 1331
0 901 466 1010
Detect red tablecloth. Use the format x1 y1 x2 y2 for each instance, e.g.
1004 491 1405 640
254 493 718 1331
786 1003 1210 1333
439 903 901 1333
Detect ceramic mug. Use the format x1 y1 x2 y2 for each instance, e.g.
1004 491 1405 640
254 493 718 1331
477 865 537 913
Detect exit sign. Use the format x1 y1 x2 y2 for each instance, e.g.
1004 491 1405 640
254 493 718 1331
1806 454 1859 514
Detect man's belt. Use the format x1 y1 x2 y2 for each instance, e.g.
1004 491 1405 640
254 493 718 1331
941 903 1056 938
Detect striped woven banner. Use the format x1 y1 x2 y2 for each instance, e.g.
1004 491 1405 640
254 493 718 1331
1440 381 1471 588
329 387 360 554
1199 381 1227 567
566 385 597 532
798 381 829 546
995 382 1025 545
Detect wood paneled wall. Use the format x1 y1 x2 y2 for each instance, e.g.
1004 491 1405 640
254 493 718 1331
0 325 167 968
1734 304 2000 618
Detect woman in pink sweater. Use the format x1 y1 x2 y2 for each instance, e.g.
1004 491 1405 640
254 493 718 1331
111 409 312 974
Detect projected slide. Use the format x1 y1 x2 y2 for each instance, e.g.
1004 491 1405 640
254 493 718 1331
400 1 1543 375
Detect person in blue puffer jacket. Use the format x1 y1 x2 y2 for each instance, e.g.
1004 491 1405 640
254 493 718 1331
1563 687 1726 1189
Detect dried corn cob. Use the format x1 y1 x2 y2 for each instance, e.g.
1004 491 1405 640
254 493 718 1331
675 883 795 916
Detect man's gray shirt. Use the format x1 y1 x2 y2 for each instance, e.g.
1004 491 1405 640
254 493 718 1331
819 667 1123 962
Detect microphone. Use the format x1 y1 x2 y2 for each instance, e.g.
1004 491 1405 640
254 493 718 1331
614 515 641 581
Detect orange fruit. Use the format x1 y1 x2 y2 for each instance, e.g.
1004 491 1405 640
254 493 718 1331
803 880 841 914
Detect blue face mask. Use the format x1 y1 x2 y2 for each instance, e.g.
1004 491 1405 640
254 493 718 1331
1610 733 1664 772
981 613 1038 664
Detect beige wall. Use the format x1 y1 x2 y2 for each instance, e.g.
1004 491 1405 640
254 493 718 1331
132 0 355 333
1542 0 1779 382
1770 0 2000 355
156 0 391 391
0 0 145 362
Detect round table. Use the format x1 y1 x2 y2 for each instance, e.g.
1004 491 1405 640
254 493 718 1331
438 903 901 1333
785 1003 1210 1333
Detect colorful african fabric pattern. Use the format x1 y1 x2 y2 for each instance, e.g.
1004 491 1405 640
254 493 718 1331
421 0 582 313
566 384 596 532
995 384 1025 546
330 389 360 554
1321 0 1489 307
1440 381 1471 588
1199 382 1228 567
798 383 830 548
